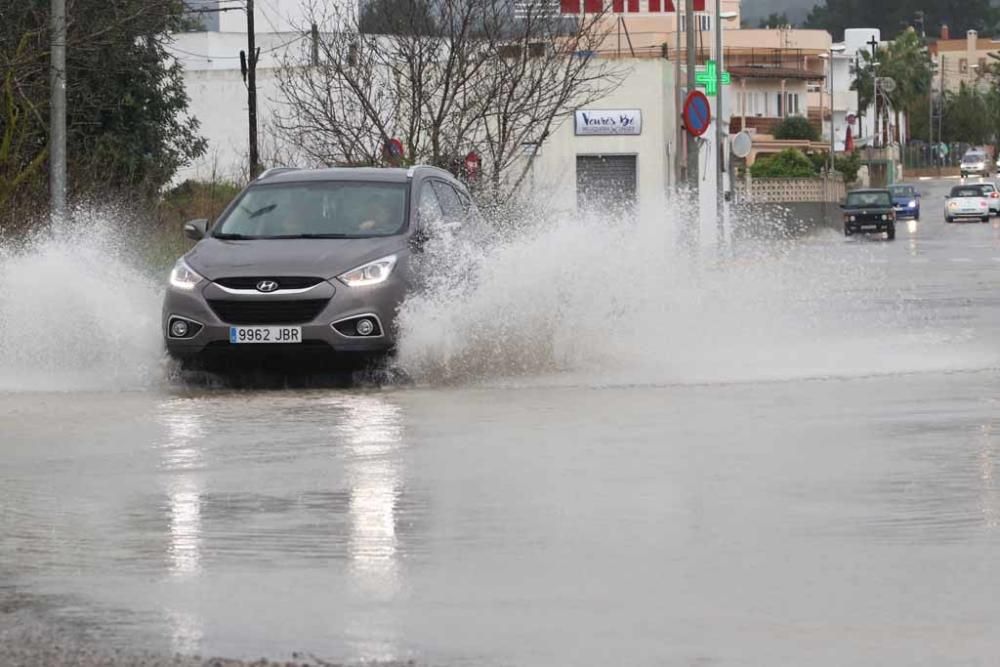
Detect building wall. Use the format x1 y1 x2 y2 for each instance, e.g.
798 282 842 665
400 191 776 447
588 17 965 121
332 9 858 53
174 67 288 184
173 58 679 206
515 59 675 215
934 32 1000 93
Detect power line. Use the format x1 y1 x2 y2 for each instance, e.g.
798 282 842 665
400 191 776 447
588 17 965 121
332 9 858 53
168 33 307 61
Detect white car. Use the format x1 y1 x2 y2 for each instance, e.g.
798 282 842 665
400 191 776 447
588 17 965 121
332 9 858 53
971 182 1000 215
945 185 991 223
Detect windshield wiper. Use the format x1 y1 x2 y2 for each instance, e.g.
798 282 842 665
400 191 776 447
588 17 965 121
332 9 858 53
275 233 354 239
213 232 256 240
248 204 277 219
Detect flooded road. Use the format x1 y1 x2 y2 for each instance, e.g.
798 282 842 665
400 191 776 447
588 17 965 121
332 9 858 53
3 179 1000 665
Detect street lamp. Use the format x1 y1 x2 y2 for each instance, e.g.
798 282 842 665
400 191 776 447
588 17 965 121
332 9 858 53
820 43 848 172
715 6 738 236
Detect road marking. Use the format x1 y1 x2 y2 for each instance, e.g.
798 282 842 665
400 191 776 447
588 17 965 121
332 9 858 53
950 258 974 263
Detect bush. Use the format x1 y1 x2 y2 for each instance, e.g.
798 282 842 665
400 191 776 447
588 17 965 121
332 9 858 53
157 179 242 227
750 149 818 178
834 152 861 183
773 116 820 142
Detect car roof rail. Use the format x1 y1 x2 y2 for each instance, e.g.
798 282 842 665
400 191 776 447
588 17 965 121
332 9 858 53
406 164 452 178
256 167 301 181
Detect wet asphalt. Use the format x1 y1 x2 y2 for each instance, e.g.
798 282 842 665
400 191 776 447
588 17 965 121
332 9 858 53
3 177 1000 666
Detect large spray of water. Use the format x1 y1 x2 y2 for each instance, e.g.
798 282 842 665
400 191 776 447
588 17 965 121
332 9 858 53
0 211 166 392
1 199 993 393
395 203 996 386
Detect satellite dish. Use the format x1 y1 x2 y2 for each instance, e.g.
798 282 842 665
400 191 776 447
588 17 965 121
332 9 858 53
879 77 897 93
731 131 753 158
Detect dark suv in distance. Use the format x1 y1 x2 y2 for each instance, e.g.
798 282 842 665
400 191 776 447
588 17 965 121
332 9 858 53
162 166 476 369
842 188 896 240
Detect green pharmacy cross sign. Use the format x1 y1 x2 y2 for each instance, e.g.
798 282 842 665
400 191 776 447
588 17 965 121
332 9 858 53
695 60 731 96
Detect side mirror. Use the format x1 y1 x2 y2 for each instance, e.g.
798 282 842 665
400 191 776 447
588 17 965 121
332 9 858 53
409 227 430 252
184 218 208 241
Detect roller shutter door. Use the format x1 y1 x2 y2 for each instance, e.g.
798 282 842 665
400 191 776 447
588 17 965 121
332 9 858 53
576 154 637 215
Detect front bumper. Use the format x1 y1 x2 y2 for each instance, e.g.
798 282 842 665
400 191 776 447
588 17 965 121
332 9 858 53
845 215 894 231
947 209 989 218
162 277 405 365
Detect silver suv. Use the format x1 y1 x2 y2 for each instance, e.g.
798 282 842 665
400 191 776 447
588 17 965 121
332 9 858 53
961 151 990 178
162 166 475 369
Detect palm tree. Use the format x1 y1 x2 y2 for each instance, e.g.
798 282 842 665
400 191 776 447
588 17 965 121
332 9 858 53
878 28 932 143
852 29 932 145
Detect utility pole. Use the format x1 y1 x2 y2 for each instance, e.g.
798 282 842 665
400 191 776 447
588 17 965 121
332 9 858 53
685 0 698 190
675 1 683 189
714 0 724 237
247 0 260 179
50 0 67 222
868 35 879 149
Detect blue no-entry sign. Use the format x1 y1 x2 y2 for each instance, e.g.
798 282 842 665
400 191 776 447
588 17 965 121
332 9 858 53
683 90 712 138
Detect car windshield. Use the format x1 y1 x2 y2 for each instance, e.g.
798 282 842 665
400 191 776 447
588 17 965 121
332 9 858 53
962 154 985 164
888 185 915 197
951 187 983 198
978 184 996 192
213 181 408 239
846 191 891 207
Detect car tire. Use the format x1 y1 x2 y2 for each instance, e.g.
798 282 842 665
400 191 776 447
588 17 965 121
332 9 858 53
983 216 991 223
844 224 853 236
886 224 896 240
946 216 954 223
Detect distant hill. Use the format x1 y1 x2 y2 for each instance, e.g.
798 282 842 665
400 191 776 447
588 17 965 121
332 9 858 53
741 0 817 27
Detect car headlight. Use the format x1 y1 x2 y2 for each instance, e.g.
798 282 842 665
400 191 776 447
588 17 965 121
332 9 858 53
908 200 917 207
169 258 204 291
338 254 397 287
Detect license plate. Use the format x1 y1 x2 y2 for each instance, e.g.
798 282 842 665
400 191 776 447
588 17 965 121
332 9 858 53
229 326 302 344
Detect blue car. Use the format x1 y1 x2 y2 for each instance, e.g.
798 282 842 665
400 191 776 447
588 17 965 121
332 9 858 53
888 184 921 220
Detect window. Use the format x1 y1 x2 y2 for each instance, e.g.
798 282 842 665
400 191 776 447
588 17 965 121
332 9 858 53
417 183 444 227
431 181 466 222
680 13 711 32
213 182 408 239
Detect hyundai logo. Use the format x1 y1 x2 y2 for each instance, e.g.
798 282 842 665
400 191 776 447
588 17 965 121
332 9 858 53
256 280 279 293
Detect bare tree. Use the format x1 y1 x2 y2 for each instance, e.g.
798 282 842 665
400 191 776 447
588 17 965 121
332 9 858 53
274 0 624 202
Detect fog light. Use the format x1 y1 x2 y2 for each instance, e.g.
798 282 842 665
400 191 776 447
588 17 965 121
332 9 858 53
170 320 189 338
356 318 375 336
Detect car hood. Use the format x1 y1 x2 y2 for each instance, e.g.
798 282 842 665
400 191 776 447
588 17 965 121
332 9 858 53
185 236 407 280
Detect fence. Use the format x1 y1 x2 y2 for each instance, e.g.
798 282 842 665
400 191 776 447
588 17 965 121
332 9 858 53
737 175 846 204
901 142 976 171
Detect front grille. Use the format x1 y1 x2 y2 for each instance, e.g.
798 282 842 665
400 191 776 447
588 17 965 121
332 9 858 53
208 299 329 324
213 276 326 290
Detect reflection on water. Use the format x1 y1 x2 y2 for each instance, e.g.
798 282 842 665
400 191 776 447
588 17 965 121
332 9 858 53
327 394 406 661
157 400 206 657
158 401 206 576
327 395 405 596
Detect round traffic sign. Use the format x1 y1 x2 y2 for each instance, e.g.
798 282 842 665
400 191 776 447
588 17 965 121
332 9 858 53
731 131 752 158
464 150 480 177
683 90 712 138
846 113 856 125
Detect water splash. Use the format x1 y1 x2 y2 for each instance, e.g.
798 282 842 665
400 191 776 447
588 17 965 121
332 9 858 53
0 209 167 392
395 203 994 386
